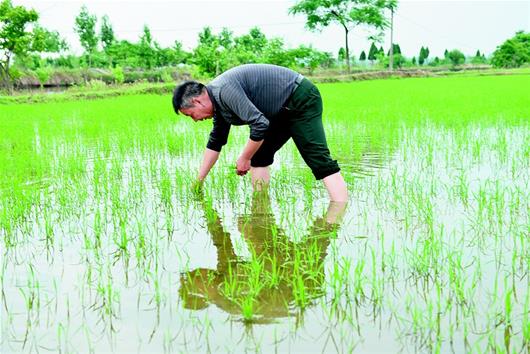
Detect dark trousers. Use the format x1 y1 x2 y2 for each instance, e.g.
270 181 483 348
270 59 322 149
250 78 340 180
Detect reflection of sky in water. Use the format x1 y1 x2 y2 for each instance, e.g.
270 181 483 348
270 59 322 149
2 122 529 353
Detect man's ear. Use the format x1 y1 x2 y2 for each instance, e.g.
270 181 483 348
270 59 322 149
193 94 208 106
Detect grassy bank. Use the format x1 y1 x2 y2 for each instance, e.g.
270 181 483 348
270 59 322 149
1 66 528 105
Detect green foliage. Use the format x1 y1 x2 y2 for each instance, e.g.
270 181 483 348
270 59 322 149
160 68 174 83
192 27 225 76
368 42 379 61
289 0 389 72
471 50 488 65
387 43 401 56
261 38 297 68
31 25 67 53
190 26 332 77
447 49 466 67
112 65 124 84
359 51 366 61
35 66 51 88
291 45 334 74
377 52 405 68
419 46 430 65
491 31 530 68
0 0 64 90
8 65 22 81
429 56 441 66
338 47 346 62
100 15 115 52
138 25 156 69
74 6 98 58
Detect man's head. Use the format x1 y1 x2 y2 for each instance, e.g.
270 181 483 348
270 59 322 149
172 81 214 121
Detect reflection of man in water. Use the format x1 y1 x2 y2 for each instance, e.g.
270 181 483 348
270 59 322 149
179 190 347 322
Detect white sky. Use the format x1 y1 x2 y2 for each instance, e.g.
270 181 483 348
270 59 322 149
14 0 530 58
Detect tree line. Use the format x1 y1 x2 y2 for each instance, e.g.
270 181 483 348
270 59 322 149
1 0 528 91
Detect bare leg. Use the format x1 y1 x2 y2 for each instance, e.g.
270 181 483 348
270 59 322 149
322 172 348 202
250 166 270 191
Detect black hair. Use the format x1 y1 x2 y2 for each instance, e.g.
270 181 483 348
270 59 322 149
172 81 206 114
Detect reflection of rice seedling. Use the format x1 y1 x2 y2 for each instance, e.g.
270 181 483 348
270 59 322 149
180 190 346 323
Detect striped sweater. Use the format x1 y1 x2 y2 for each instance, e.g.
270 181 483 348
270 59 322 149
205 64 301 152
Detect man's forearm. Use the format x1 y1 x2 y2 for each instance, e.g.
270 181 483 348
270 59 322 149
240 139 264 160
198 148 220 181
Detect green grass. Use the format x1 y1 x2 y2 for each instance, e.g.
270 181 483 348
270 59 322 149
0 73 529 352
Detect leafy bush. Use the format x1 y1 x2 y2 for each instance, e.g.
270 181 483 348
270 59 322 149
112 66 125 84
35 67 51 88
491 31 530 68
160 69 174 83
447 50 466 67
376 52 406 69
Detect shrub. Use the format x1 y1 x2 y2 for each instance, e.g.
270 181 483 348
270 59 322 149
447 49 466 67
35 67 52 88
112 66 125 84
491 31 530 68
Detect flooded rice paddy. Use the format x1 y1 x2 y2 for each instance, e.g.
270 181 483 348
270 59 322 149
1 74 529 353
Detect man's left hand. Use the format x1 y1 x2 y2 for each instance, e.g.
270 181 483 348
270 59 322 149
236 156 251 176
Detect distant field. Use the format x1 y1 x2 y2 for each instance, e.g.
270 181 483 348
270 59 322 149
1 74 529 353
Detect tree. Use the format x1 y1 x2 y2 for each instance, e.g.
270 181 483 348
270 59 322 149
74 5 98 66
359 50 366 61
262 37 296 68
138 25 155 69
192 27 238 76
291 45 333 74
447 49 465 67
338 47 346 64
0 0 65 90
384 0 398 71
491 31 530 68
418 46 429 65
35 66 51 89
387 43 401 56
238 27 267 52
471 49 488 65
411 56 416 65
289 0 388 73
368 42 378 61
100 15 115 52
418 46 425 65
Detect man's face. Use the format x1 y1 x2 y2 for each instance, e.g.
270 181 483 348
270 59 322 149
180 92 214 122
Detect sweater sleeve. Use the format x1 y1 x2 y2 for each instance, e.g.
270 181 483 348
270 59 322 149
220 83 269 141
206 115 231 152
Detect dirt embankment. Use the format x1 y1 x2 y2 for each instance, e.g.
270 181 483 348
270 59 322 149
308 65 510 83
